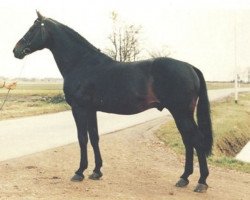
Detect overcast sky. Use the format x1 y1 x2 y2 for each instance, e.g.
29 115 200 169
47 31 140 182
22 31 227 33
1 0 250 81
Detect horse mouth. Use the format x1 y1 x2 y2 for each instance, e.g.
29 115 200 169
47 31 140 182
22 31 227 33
13 48 30 59
14 52 25 59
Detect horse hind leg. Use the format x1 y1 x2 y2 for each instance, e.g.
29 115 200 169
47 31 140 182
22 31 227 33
186 115 209 192
172 112 209 192
175 141 194 188
173 113 195 188
193 138 209 192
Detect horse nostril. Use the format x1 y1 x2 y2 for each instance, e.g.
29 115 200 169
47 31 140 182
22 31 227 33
13 48 19 57
23 48 31 55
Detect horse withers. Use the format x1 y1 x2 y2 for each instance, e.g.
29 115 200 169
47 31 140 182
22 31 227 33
13 11 213 193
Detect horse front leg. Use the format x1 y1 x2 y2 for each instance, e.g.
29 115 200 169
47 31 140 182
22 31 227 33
88 111 103 180
71 105 89 182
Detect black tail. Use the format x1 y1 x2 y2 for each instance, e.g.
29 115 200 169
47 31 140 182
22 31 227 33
194 67 213 157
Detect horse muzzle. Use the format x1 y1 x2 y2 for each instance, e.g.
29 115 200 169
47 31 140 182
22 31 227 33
13 43 31 59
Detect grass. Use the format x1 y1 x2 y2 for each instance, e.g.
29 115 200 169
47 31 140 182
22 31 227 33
0 83 69 120
156 92 250 173
206 82 250 90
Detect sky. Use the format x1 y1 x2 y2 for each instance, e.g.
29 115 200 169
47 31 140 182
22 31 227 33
1 0 250 81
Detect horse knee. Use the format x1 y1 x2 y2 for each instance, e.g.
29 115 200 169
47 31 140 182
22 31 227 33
90 135 99 147
79 136 88 146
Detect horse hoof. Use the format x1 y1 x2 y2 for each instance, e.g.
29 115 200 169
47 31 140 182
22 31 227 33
194 183 208 193
175 178 189 187
89 171 103 180
71 174 84 182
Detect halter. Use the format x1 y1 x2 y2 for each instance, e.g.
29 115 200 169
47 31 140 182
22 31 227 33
21 37 32 56
21 20 46 56
0 89 11 111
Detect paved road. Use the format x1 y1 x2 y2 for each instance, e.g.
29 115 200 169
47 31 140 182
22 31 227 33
0 88 250 161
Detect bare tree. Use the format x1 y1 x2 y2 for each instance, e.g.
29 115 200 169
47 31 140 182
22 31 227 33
147 45 171 58
106 11 142 62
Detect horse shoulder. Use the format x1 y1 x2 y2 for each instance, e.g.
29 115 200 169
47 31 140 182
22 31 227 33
63 75 96 107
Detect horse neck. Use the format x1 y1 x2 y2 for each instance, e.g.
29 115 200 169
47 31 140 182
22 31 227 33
47 24 108 78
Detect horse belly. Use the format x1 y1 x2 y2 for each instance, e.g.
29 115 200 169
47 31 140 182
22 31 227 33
97 100 160 115
136 84 162 112
96 82 162 115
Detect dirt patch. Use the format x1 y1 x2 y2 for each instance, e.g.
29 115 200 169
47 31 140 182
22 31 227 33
0 118 249 200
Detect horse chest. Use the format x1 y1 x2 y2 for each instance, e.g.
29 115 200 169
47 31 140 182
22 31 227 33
63 81 95 107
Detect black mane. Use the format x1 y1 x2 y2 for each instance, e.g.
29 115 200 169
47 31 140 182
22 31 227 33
48 18 111 59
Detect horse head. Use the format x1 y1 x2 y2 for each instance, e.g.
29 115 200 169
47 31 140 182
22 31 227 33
13 11 49 59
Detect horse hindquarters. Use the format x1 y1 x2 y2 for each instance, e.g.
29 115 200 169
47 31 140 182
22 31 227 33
151 58 200 110
151 58 211 192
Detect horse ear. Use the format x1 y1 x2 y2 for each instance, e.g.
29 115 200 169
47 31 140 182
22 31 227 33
36 10 44 20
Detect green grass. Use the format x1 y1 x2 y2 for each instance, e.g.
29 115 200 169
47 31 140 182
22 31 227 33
0 83 69 120
7 83 63 94
156 93 250 173
206 82 250 90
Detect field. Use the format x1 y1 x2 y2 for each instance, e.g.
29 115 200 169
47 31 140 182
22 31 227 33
206 82 250 90
1 81 250 121
0 82 69 121
156 92 250 173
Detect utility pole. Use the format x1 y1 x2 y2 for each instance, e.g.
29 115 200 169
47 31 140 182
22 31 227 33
235 74 238 104
234 11 238 104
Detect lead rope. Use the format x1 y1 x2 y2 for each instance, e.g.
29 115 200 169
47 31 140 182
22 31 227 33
0 58 26 111
0 89 11 111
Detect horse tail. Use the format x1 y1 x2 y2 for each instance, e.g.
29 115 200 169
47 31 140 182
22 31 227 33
194 67 213 157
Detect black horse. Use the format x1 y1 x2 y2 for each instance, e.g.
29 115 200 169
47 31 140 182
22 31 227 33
13 11 213 193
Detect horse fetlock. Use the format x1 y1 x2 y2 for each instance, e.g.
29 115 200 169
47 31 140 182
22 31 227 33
181 170 193 179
